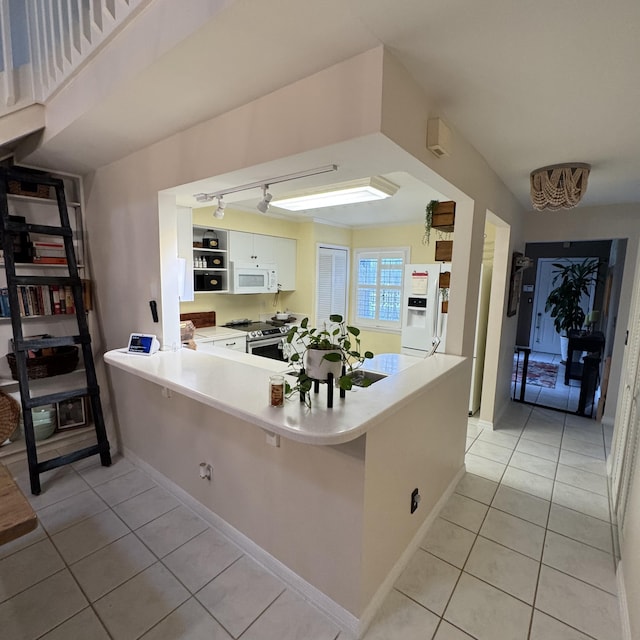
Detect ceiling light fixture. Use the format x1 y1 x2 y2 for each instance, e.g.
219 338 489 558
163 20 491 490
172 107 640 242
257 186 272 214
270 176 399 211
214 196 225 219
194 193 216 203
192 164 338 206
530 163 591 211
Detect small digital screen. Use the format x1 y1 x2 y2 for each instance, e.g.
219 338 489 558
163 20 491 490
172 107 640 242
129 335 153 354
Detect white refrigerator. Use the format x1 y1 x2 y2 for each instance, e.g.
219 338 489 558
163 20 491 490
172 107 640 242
401 264 449 357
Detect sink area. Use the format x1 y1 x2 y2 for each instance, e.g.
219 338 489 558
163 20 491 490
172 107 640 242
283 368 388 386
343 369 388 386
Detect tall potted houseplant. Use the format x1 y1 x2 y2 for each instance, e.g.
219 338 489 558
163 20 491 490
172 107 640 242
544 258 599 361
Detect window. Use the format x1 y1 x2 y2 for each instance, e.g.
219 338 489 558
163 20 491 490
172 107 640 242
354 249 407 330
316 245 349 327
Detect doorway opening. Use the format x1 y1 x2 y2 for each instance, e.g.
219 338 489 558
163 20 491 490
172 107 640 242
514 239 626 417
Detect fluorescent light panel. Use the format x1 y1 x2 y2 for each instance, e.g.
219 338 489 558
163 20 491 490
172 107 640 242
271 176 398 211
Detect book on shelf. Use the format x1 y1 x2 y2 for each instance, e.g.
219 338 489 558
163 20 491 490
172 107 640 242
32 256 68 265
20 287 29 316
51 285 61 315
64 286 74 314
0 288 9 317
32 240 67 265
0 281 92 318
32 240 65 254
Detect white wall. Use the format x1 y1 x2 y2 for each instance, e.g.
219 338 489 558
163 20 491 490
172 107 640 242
379 52 524 421
84 48 385 353
83 47 527 427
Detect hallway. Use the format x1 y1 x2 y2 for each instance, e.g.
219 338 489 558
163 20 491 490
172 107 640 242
361 402 619 639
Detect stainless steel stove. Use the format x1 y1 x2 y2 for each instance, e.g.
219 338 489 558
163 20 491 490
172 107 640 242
223 319 290 360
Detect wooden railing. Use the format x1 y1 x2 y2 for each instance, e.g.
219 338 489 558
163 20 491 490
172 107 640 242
0 0 146 111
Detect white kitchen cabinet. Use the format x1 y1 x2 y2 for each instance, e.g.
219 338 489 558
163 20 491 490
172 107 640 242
228 231 296 291
272 236 296 291
197 334 246 353
229 230 278 263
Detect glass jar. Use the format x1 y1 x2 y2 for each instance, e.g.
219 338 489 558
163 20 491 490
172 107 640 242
269 375 285 407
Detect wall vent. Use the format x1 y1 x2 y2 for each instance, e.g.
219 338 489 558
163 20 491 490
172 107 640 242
427 118 451 158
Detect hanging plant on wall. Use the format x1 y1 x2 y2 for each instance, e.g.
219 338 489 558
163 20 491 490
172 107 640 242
422 199 439 245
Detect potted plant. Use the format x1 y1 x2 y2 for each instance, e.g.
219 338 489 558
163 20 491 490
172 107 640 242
284 315 374 404
544 258 600 361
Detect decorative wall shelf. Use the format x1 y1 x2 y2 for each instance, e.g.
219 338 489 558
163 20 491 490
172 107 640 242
431 201 456 233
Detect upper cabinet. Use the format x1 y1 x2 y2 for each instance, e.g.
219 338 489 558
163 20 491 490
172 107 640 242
177 214 297 296
228 231 297 291
192 226 229 294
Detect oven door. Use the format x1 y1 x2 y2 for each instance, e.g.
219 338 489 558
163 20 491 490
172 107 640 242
247 336 286 361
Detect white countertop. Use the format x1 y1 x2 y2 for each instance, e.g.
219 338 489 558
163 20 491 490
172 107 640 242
104 348 466 445
193 326 248 340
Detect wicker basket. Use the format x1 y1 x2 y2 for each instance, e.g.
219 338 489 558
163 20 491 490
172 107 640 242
0 390 20 443
6 346 79 380
8 180 51 199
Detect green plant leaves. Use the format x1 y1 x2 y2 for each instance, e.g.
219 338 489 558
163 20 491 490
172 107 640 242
544 259 600 334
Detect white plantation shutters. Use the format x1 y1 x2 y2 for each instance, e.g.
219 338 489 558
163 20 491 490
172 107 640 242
316 246 348 327
355 249 406 329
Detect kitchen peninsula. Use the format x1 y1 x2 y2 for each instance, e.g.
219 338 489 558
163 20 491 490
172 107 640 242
105 347 468 635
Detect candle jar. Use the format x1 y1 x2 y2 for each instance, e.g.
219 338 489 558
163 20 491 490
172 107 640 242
269 375 285 407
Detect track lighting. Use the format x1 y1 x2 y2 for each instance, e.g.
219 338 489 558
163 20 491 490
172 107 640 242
194 193 215 203
192 164 337 207
257 186 272 213
214 196 225 219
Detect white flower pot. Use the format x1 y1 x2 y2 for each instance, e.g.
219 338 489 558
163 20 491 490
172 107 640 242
560 335 569 363
304 348 343 381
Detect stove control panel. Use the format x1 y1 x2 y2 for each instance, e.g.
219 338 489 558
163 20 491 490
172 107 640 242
249 326 289 339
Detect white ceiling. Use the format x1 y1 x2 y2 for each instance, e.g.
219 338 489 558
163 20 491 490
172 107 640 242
25 0 640 225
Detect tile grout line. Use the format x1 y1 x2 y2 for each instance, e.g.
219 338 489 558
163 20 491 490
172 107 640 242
29 470 117 640
524 401 565 640
437 418 528 634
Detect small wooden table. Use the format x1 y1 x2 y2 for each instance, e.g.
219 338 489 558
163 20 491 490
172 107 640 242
513 346 531 402
0 464 37 546
565 330 605 385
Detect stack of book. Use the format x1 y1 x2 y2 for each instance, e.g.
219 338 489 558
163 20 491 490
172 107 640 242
0 285 76 317
32 241 66 265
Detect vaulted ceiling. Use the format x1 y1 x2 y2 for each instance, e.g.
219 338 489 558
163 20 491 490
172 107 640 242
25 0 640 219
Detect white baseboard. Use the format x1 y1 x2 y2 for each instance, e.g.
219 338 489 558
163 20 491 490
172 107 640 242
123 448 466 639
355 464 467 637
123 447 360 637
601 415 615 429
616 563 632 640
477 419 494 430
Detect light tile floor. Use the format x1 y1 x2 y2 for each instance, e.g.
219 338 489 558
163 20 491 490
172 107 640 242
0 399 622 639
512 350 601 417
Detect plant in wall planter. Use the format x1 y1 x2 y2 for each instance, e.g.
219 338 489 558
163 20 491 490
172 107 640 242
544 258 600 362
422 199 439 245
284 315 374 407
440 287 449 314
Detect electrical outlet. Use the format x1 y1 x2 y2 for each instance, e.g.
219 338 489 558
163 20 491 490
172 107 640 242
411 488 421 514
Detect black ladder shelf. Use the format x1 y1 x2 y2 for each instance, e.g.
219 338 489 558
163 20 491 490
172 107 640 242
0 166 111 494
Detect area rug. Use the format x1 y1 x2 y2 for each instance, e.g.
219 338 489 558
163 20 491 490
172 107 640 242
512 359 559 389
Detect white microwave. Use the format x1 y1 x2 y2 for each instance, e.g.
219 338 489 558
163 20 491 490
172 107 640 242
229 262 278 294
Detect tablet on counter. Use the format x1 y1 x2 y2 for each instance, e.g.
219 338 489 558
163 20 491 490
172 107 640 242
127 333 160 355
